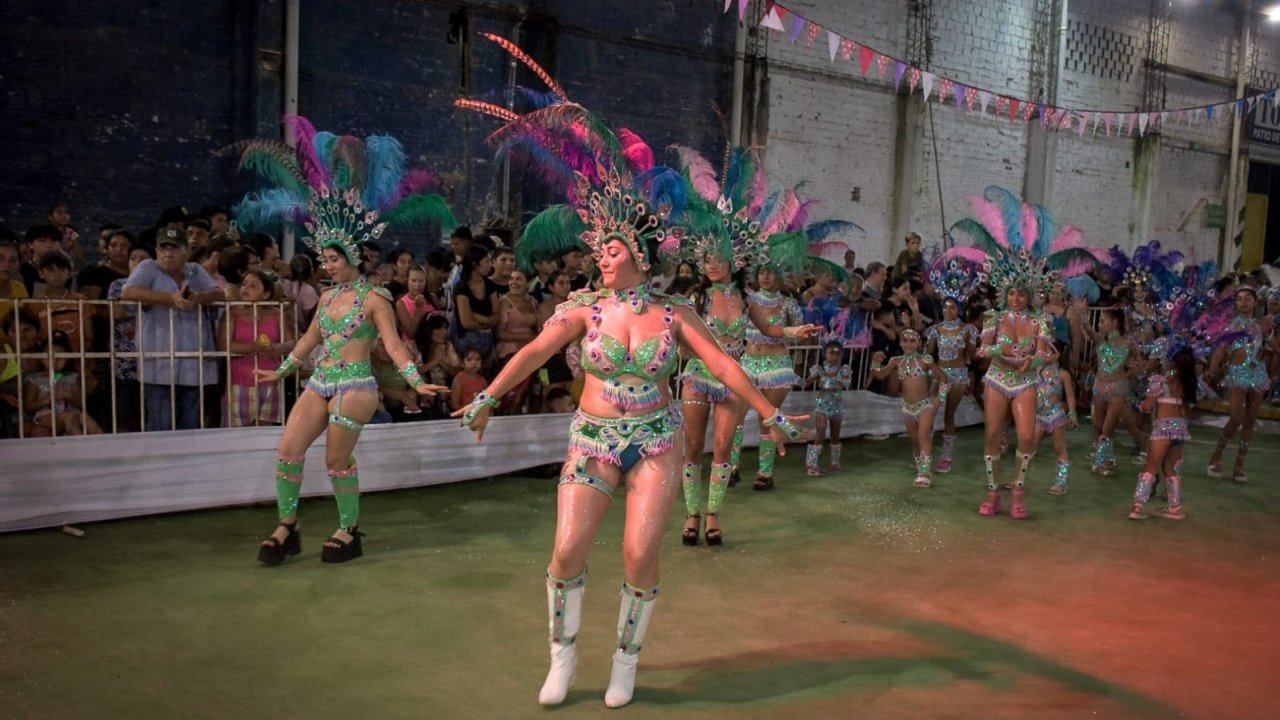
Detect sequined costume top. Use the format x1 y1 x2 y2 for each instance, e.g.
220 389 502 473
1127 306 1162 353
979 309 1052 396
698 284 749 359
1220 315 1271 392
745 289 802 347
1036 363 1065 415
925 320 977 364
895 352 935 381
306 277 388 397
548 286 687 412
809 362 851 416
1094 332 1131 376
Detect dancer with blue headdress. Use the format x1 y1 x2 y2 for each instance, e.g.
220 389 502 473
924 255 982 474
233 116 455 565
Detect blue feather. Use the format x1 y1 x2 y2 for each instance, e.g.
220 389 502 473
983 186 1025 250
479 86 565 112
313 132 337 176
805 219 864 243
635 166 687 222
1031 205 1056 257
722 147 756 207
496 137 576 196
757 189 783 224
363 135 407 210
233 188 309 233
1064 274 1100 303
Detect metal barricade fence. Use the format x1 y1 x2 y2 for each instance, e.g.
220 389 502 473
1 298 299 438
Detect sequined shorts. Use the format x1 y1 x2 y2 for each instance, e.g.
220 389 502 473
1093 378 1130 403
305 361 378 399
1224 362 1271 393
1150 416 1190 445
983 367 1035 399
902 396 935 420
741 353 799 390
942 365 971 390
815 393 843 418
1037 405 1068 433
682 359 732 402
567 405 683 472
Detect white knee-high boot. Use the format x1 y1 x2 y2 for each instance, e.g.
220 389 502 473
604 581 659 708
539 568 586 705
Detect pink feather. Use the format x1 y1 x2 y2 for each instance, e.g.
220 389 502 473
617 128 654 174
396 168 441 199
763 188 799 235
809 240 852 260
1059 258 1095 278
970 196 1009 249
941 246 992 265
670 145 721 202
1020 203 1039 252
1050 226 1108 263
748 166 769 215
282 115 329 189
786 199 819 233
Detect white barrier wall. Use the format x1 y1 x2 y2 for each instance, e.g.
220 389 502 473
0 391 983 533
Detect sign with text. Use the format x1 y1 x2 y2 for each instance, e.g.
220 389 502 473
1248 95 1280 148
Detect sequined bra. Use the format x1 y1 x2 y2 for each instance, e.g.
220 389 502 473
1226 317 1263 358
744 290 799 346
896 353 933 380
702 285 748 356
1095 333 1130 375
812 363 850 394
572 287 684 412
927 321 975 362
317 279 386 358
1037 364 1063 408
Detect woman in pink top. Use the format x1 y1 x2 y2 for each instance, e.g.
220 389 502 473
218 270 297 426
395 265 435 346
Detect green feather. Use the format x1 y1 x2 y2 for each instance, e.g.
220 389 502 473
949 218 1002 259
233 140 309 198
763 231 809 274
379 194 456 229
516 205 587 273
807 256 849 283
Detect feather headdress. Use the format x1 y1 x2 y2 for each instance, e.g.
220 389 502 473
231 116 455 265
458 35 684 273
943 186 1105 305
1108 240 1184 301
929 255 983 308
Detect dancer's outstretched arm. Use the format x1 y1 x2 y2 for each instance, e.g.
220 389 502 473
368 294 449 396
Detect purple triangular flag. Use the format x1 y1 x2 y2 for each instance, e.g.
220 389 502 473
894 62 907 92
954 82 966 109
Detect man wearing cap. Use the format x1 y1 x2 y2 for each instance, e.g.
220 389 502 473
121 227 224 431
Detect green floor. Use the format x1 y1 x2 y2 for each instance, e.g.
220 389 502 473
2 425 1278 719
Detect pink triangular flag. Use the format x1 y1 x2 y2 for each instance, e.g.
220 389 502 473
876 53 891 79
1103 112 1113 136
859 46 874 76
723 0 733 12
828 31 840 62
1021 102 1035 124
1125 113 1137 136
760 6 785 31
964 87 979 112
738 0 750 22
1077 113 1089 137
938 78 954 105
806 22 821 47
839 38 855 61
908 67 921 94
979 90 993 115
920 71 935 101
1059 111 1073 130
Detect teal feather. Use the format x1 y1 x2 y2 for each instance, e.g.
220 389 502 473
805 219 863 243
379 194 456 230
233 140 309 198
983 186 1025 250
516 205 587 273
764 231 809 274
948 218 1003 259
363 134 407 210
233 188 309 232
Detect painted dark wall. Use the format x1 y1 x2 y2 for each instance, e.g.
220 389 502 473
1 0 733 257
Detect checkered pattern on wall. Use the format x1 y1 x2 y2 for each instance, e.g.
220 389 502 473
1066 20 1138 82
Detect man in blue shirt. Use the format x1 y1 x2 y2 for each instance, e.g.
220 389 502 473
121 227 224 431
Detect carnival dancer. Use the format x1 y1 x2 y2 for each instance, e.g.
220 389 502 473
234 116 454 564
925 257 981 473
944 186 1103 518
1205 285 1273 482
1129 341 1197 520
1071 303 1146 475
805 340 852 475
869 329 950 487
1035 341 1077 495
741 263 806 487
455 39 808 708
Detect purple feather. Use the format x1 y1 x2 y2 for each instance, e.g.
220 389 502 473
283 115 330 189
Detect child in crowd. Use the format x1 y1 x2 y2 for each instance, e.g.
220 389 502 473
544 387 577 414
1129 346 1197 521
217 270 294 427
33 251 90 353
395 265 434 345
451 347 488 412
25 330 100 436
870 329 950 487
805 340 852 475
413 313 460 417
1035 341 1078 495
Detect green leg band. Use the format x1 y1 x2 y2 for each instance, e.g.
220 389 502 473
758 439 777 477
707 462 731 514
729 425 745 474
681 462 701 517
275 454 305 520
328 459 360 528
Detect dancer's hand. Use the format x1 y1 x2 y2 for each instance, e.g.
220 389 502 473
451 402 492 443
413 382 449 397
253 369 281 385
766 414 812 450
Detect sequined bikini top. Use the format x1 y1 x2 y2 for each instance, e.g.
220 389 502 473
811 363 850 393
1226 317 1263 358
701 284 748 354
1095 332 1130 374
318 279 387 358
896 352 933 380
1037 363 1063 404
744 289 799 345
927 320 975 362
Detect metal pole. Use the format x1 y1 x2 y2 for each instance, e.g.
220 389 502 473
281 0 301 259
501 22 522 219
730 8 747 147
1224 0 1251 270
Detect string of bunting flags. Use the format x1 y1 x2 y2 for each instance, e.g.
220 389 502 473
722 0 1278 140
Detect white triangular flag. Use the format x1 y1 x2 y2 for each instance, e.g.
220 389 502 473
760 7 784 31
978 90 993 115
828 31 840 62
921 72 935 101
1138 113 1149 135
